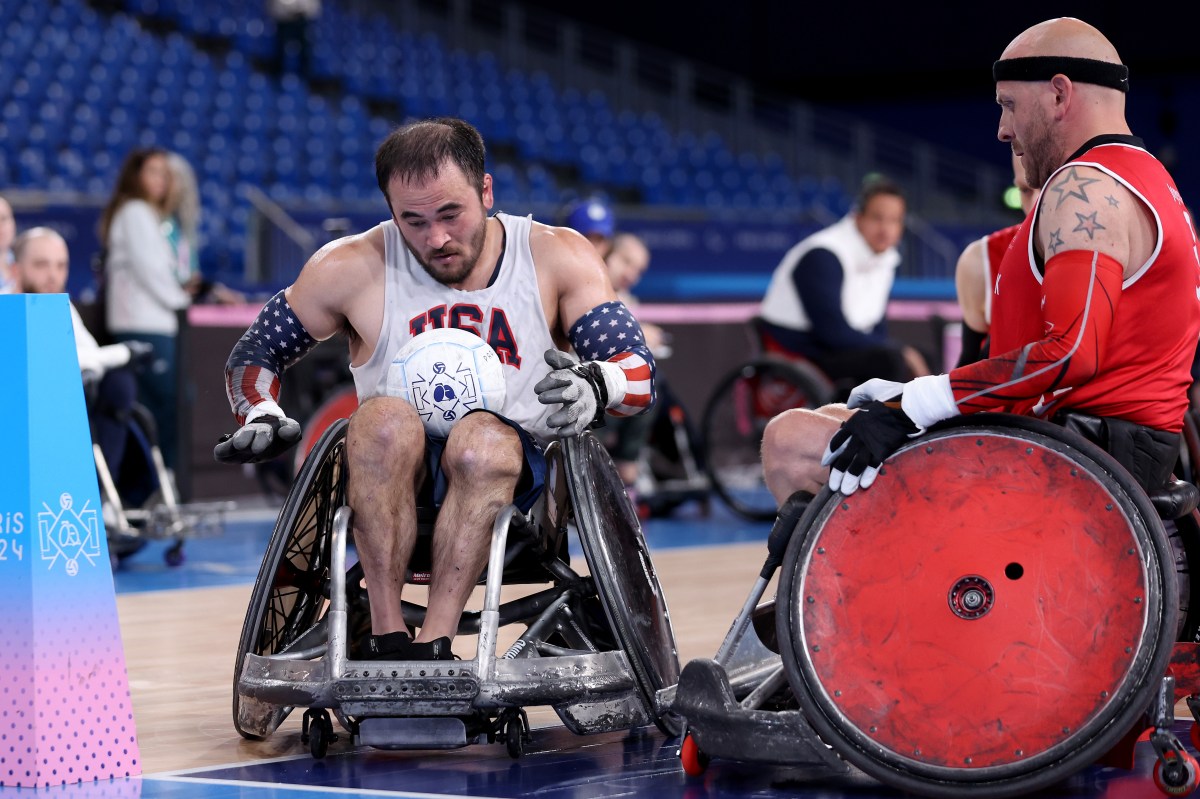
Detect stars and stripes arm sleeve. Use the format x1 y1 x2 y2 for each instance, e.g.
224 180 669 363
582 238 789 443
224 290 320 425
567 300 657 417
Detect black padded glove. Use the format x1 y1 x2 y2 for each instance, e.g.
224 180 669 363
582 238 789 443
821 400 918 495
214 414 302 464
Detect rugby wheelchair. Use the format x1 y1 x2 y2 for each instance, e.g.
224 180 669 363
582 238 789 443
233 419 681 759
669 413 1200 797
700 317 836 521
91 394 231 567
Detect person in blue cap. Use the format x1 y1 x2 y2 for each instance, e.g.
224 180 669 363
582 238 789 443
562 197 616 260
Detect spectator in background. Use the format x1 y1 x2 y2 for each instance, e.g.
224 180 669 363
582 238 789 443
758 175 929 390
11 227 156 553
954 151 1041 367
0 194 16 293
164 151 244 305
99 147 192 472
562 196 616 260
164 151 200 289
268 0 322 78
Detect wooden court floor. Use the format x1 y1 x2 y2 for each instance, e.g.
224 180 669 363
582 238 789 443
115 535 775 774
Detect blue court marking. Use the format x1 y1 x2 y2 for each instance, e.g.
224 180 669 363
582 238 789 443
145 725 896 799
133 723 1183 799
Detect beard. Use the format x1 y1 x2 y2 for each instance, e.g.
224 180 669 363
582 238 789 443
406 216 489 287
1017 110 1064 191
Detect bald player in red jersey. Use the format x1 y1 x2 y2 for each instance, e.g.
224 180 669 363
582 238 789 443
762 16 1200 502
954 151 1041 367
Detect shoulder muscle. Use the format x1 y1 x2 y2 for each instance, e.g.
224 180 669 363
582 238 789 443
1037 165 1139 272
286 226 385 340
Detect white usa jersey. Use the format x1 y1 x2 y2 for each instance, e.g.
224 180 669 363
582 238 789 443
350 212 558 444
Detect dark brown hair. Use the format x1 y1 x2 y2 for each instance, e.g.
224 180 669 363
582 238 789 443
98 147 170 244
374 117 486 204
855 174 906 214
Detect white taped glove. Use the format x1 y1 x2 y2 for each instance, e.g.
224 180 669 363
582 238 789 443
846 378 904 409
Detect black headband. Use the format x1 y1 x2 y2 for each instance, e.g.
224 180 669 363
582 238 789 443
993 56 1129 92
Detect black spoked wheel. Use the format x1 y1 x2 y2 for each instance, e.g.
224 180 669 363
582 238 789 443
565 432 683 735
233 419 348 740
702 358 832 521
776 415 1177 798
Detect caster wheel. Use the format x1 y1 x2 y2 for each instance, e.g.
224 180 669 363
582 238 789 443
680 733 709 777
164 543 185 567
505 716 523 759
1154 751 1200 796
302 709 335 760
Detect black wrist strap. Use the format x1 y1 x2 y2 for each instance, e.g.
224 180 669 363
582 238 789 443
571 363 609 429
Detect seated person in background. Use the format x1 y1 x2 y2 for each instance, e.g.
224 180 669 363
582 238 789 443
758 175 928 388
602 232 668 489
215 118 658 660
11 228 155 539
0 194 15 293
561 196 616 260
954 151 1041 367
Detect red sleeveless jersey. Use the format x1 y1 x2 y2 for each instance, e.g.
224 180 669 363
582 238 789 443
981 223 1022 325
989 141 1200 432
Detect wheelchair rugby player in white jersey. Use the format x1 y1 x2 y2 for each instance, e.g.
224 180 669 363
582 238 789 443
216 117 679 755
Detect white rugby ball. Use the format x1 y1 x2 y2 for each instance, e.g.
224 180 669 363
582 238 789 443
386 327 506 438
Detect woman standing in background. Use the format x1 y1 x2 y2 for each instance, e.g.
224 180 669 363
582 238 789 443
100 147 192 472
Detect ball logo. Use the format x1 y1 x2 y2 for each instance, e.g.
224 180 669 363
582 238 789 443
387 327 508 438
409 358 481 427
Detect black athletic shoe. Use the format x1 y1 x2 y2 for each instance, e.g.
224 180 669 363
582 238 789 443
364 631 455 661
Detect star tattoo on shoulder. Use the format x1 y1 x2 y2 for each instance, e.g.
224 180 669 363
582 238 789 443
1105 195 1120 208
1047 228 1065 256
1050 167 1103 209
1072 211 1106 240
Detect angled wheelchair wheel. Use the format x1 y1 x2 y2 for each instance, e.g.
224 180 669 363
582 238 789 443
702 357 833 521
776 414 1178 798
564 432 683 734
233 419 348 740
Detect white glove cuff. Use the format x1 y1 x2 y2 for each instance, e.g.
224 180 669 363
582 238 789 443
590 360 629 411
246 400 287 424
901 374 959 430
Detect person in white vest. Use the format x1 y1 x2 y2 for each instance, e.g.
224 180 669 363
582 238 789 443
758 175 929 391
215 117 659 661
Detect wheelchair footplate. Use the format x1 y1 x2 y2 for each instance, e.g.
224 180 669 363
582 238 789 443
671 657 848 774
667 589 848 778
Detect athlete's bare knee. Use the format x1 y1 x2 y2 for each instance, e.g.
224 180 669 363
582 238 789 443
347 397 423 470
441 412 522 483
762 408 840 502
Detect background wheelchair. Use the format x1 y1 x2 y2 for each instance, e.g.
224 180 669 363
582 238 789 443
671 414 1200 798
92 397 232 567
233 419 681 759
700 317 836 521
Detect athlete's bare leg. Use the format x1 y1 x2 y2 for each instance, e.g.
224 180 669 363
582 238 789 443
346 396 425 636
419 412 523 643
761 404 854 504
